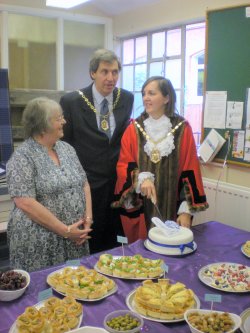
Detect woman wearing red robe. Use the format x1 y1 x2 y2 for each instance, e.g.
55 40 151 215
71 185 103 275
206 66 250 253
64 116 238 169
113 76 208 243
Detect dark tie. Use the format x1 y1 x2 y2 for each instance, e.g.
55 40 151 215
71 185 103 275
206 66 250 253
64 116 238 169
100 98 111 139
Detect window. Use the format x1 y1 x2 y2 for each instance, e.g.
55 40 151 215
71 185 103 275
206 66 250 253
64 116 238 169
64 20 105 90
121 22 205 147
8 13 57 89
0 7 112 90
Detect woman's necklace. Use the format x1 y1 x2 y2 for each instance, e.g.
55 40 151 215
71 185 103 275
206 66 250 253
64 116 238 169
134 119 185 163
78 89 121 131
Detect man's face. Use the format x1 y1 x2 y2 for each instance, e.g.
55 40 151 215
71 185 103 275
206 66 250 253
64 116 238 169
91 60 119 96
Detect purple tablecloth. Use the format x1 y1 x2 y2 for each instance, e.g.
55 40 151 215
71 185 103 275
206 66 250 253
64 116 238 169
0 221 249 333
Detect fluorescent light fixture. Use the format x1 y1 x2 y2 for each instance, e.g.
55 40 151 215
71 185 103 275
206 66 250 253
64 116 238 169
46 0 90 9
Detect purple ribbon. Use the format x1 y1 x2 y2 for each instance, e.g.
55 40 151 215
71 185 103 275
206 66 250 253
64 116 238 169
148 237 194 254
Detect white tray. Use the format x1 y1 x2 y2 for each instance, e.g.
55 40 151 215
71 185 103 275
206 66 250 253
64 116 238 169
240 308 250 333
47 266 117 301
95 256 164 280
126 289 200 323
198 262 250 293
71 327 108 333
9 298 83 333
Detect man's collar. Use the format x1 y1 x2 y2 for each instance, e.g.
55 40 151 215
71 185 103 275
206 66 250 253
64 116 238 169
92 83 113 105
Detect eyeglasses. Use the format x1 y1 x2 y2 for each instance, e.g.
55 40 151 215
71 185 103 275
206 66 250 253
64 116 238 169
54 115 65 122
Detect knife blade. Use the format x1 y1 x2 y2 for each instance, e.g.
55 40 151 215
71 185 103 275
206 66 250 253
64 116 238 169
151 196 164 221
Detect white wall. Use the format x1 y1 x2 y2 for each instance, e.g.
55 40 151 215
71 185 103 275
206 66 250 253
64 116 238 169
113 0 246 37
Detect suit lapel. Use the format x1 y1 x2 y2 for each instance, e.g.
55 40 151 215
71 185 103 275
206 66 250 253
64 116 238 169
78 85 99 131
112 88 125 141
78 85 126 141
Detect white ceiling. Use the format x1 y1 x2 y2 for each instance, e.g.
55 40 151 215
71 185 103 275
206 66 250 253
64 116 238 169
57 0 160 16
2 0 161 16
88 0 161 16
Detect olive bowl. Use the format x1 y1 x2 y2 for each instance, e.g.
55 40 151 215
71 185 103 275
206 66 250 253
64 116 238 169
103 310 144 333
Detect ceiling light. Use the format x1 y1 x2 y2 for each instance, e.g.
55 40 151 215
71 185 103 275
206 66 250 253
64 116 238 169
46 0 90 9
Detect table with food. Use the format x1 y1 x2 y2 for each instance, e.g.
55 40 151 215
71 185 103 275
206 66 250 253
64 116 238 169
0 221 249 333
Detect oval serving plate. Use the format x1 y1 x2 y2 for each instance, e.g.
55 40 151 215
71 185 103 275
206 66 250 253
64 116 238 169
47 266 117 301
71 327 109 333
241 244 250 258
198 262 250 293
125 289 200 323
9 297 83 333
240 308 250 333
94 255 164 280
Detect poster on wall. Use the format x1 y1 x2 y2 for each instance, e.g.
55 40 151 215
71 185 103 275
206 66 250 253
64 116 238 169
203 91 227 128
246 88 250 129
226 101 243 129
232 130 245 159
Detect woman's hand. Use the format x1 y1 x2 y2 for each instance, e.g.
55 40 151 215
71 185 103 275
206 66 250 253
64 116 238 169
176 213 192 228
140 179 157 203
83 215 93 229
67 219 92 245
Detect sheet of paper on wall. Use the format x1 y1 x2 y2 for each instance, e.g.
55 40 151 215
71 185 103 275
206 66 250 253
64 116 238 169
203 91 227 128
232 130 245 159
244 129 250 161
226 101 244 129
246 88 250 129
246 7 250 17
198 128 226 163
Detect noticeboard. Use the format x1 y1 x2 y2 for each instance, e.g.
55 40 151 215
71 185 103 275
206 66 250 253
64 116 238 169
203 4 250 166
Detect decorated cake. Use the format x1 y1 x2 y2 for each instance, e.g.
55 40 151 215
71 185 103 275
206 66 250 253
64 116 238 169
145 218 196 256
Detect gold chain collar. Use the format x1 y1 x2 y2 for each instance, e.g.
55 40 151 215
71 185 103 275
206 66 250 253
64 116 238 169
134 119 185 163
78 88 121 119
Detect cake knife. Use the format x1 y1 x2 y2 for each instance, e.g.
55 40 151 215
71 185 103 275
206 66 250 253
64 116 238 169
151 196 164 221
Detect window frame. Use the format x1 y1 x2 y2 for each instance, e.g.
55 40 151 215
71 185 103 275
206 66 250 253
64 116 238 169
120 21 205 147
0 4 112 90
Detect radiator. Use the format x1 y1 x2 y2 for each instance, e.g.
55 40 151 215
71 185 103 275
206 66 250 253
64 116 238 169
193 178 250 232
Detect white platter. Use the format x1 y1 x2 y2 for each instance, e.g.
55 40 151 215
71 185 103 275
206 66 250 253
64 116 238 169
241 244 250 258
71 326 108 333
240 308 250 333
94 256 164 280
198 262 250 293
47 266 117 301
125 289 200 323
144 239 197 256
9 298 83 333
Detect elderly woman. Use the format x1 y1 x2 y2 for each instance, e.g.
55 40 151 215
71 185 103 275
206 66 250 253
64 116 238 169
6 97 93 272
113 76 208 243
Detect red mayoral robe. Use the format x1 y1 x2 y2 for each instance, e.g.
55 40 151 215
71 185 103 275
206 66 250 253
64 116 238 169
113 113 208 243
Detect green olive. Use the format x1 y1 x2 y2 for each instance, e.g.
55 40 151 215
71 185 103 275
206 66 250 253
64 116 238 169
107 314 140 331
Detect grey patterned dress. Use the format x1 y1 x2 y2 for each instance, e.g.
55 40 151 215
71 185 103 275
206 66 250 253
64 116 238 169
6 138 90 272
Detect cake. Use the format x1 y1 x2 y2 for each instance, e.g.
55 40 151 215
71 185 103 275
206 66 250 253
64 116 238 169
145 219 196 256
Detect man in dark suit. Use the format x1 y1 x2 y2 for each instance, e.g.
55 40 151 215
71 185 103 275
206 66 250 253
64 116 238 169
60 49 134 253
